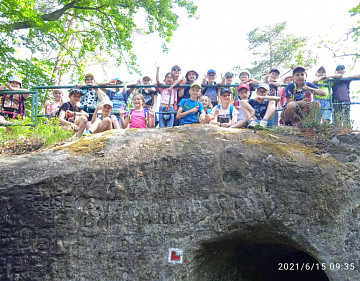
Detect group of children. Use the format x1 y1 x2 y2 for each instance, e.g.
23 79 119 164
0 64 356 136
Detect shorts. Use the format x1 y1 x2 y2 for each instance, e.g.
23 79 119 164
314 98 331 121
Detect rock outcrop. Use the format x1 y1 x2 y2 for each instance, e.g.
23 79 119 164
0 125 359 281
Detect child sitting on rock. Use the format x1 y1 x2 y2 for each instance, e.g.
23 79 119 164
86 100 120 134
241 83 280 128
176 83 205 125
209 88 238 128
230 84 251 129
119 93 155 129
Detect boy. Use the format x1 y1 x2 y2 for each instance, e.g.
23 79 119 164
202 69 219 107
312 66 331 123
176 83 205 125
230 84 251 128
264 68 282 126
0 75 30 124
77 73 104 121
209 88 239 128
219 72 236 105
58 88 89 138
241 83 280 128
98 78 129 114
281 66 326 126
329 65 351 125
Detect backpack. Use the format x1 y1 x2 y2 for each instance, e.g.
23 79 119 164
128 108 150 128
0 93 25 119
217 104 234 119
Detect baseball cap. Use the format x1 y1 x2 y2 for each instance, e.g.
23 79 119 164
9 75 22 87
257 83 270 91
270 68 280 75
292 65 306 74
69 88 85 96
317 66 326 72
220 88 232 95
224 71 234 77
207 69 216 75
237 84 250 91
239 70 251 78
102 99 113 107
335 65 345 71
142 76 151 81
114 78 123 84
186 70 199 80
85 73 94 79
190 83 201 89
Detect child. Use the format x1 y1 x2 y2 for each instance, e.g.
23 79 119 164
219 72 236 105
230 84 251 128
177 70 199 101
238 70 259 85
329 65 351 125
209 88 239 127
264 68 282 126
58 88 89 138
77 73 104 121
202 69 219 107
281 66 326 126
241 83 280 128
98 78 129 114
176 83 205 125
119 93 155 129
312 66 331 123
0 75 30 124
45 89 65 118
199 95 213 124
155 71 177 128
278 75 293 109
87 100 120 134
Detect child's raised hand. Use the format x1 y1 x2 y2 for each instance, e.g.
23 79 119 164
109 79 116 85
137 79 141 84
182 76 187 84
76 84 82 89
214 107 220 115
154 61 160 68
221 74 225 84
118 106 126 116
0 85 6 91
44 100 51 106
202 75 207 84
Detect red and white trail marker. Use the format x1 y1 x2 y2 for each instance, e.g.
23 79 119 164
168 248 183 264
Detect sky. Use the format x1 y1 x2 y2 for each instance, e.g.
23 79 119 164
92 0 360 84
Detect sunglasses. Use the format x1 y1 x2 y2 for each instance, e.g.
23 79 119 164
172 68 181 71
85 78 94 81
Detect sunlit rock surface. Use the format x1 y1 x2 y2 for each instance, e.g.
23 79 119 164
0 125 359 281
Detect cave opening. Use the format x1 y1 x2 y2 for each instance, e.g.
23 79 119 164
191 237 330 281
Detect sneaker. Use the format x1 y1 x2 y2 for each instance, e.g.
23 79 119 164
83 130 92 136
248 120 258 129
259 120 267 128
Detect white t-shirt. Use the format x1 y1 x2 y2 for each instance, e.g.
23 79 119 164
211 105 239 123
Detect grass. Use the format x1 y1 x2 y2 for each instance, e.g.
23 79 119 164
0 117 74 155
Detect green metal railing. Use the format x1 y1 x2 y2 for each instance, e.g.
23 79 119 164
1 78 359 127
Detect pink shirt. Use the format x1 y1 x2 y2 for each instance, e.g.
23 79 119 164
159 88 177 105
48 102 62 115
125 109 147 129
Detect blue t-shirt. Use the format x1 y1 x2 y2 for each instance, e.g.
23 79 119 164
249 99 269 120
107 89 128 111
285 82 318 102
178 98 204 125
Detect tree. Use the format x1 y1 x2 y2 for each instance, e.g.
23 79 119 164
233 22 315 80
0 0 197 87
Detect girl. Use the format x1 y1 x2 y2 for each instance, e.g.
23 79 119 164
58 88 89 138
177 70 199 101
199 95 213 124
45 89 65 118
155 72 177 128
88 100 120 133
119 93 155 129
0 75 30 124
278 75 293 109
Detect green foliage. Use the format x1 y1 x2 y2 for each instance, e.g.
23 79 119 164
235 22 315 80
0 117 74 154
0 0 197 85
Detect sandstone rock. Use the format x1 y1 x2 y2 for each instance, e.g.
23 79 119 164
0 126 359 281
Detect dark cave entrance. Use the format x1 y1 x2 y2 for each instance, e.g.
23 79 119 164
192 238 330 281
